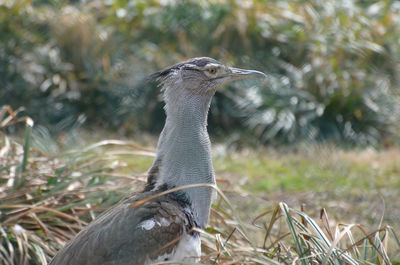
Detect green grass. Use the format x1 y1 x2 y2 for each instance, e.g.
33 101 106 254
122 154 154 174
213 146 400 225
215 154 335 191
214 148 400 193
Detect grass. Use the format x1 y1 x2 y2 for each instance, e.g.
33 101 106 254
212 146 400 260
214 146 400 233
1 113 399 264
214 146 400 193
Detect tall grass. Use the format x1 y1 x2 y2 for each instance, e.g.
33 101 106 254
1 111 398 264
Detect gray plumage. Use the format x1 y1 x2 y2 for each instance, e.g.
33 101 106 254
49 57 265 265
50 190 198 265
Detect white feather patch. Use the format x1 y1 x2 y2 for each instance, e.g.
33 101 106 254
159 217 171 227
170 233 201 262
144 233 201 265
139 219 155 230
140 217 172 231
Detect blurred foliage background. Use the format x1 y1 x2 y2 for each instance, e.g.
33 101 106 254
2 1 400 263
2 0 400 146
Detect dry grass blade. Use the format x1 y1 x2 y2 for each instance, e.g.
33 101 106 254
259 205 282 249
339 225 393 264
79 139 155 154
0 106 27 129
320 208 334 242
212 227 236 264
280 202 308 265
130 183 219 208
0 115 159 264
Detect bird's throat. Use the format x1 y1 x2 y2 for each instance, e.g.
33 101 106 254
150 89 216 228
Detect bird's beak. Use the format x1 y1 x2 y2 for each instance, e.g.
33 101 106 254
228 67 266 81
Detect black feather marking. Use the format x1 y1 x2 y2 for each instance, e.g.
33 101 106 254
141 184 200 236
144 158 162 192
149 57 221 80
149 68 175 80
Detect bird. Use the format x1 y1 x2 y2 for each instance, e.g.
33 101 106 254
49 57 265 265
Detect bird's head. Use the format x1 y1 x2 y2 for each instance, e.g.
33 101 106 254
151 57 266 96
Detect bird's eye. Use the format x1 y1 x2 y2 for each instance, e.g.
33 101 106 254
208 68 217 74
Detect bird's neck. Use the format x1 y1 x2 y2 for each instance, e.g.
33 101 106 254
150 88 216 228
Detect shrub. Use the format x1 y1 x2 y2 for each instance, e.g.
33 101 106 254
1 0 399 145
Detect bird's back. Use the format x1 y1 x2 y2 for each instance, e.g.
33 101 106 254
49 189 200 265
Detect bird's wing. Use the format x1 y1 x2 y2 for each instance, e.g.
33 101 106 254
50 192 198 265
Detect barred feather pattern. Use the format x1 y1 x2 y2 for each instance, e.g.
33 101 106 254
149 63 218 228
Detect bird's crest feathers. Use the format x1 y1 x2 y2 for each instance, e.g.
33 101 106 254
150 57 221 81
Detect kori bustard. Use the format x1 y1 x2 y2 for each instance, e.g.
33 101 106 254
50 57 265 265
